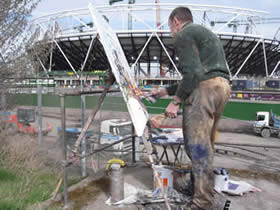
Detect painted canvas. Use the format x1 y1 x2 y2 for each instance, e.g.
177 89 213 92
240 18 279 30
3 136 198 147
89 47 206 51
89 3 149 136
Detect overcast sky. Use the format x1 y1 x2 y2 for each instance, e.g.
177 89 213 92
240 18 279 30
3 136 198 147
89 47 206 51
33 0 280 38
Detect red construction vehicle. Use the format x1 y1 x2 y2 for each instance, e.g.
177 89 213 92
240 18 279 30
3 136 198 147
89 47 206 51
3 108 52 135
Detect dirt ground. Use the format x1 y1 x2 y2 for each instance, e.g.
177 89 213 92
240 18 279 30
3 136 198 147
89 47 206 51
10 106 280 210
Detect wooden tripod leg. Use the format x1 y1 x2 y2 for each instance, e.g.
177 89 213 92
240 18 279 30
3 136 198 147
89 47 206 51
51 176 63 200
72 72 115 154
147 121 160 163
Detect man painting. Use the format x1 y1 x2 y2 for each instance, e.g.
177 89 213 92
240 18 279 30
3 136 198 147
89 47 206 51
148 7 231 210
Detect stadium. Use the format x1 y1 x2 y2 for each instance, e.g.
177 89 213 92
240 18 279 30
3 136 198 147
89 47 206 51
29 2 280 102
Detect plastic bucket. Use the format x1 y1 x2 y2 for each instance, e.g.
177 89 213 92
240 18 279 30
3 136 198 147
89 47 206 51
153 165 173 191
214 168 229 192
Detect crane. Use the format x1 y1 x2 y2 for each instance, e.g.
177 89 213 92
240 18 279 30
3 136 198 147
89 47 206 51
210 17 280 34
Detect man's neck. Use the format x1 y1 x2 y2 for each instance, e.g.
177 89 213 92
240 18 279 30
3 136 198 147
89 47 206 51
179 21 191 30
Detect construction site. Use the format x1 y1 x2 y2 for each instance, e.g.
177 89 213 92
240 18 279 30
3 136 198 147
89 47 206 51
1 1 280 210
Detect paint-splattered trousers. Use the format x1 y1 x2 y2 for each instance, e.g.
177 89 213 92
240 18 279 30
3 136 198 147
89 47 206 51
183 77 230 210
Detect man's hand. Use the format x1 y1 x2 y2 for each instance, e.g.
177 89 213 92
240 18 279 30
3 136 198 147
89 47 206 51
165 96 182 118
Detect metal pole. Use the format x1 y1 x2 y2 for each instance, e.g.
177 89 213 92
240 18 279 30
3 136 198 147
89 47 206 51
233 38 262 78
81 35 96 73
81 135 136 158
262 40 269 77
81 85 87 178
54 39 79 78
154 32 181 77
60 95 68 208
37 84 43 146
1 92 6 129
269 60 280 77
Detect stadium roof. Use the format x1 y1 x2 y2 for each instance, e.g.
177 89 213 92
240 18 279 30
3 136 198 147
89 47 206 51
31 3 280 78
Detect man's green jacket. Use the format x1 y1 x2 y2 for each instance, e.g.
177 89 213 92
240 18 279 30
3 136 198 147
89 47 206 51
166 22 230 99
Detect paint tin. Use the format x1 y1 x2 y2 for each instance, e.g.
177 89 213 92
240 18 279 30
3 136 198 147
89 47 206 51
153 165 173 191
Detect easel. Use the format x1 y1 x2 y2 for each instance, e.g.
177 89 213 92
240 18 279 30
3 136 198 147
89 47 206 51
57 71 172 210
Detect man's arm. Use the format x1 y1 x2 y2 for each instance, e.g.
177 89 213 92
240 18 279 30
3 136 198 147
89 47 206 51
165 29 204 118
173 30 204 100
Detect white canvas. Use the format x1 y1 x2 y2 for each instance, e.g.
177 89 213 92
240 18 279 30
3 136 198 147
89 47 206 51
88 3 149 136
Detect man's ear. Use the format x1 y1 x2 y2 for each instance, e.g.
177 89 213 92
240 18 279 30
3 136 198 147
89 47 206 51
173 16 180 26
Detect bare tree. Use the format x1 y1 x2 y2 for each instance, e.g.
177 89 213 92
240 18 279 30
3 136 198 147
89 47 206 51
0 0 42 90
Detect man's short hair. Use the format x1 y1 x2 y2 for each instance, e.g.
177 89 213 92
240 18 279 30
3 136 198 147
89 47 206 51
169 7 193 22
